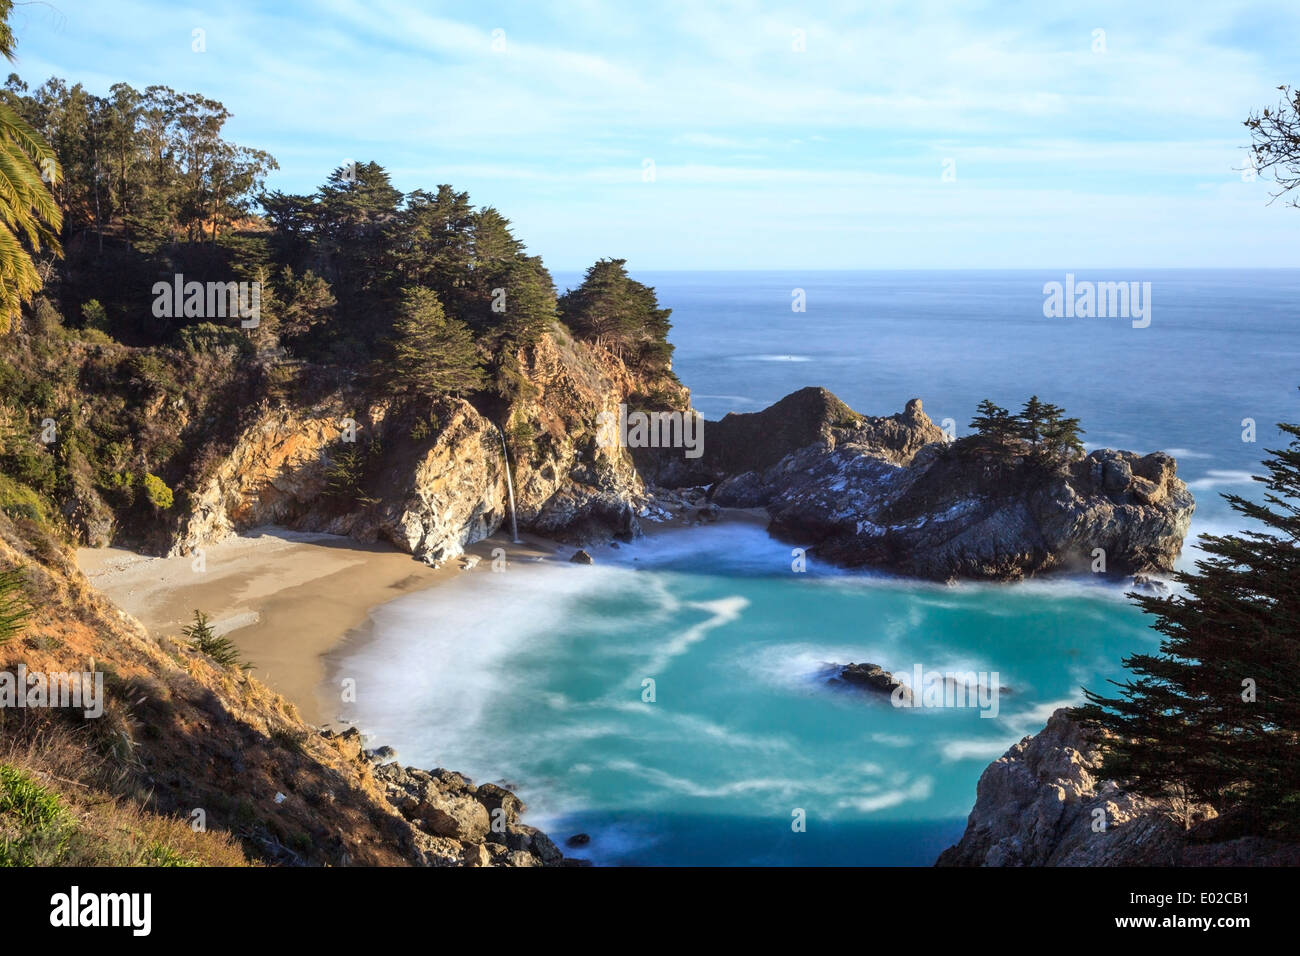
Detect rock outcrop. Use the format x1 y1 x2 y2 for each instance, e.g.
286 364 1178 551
643 388 1194 581
321 728 572 867
173 367 1192 580
634 386 939 488
830 662 913 701
172 332 666 564
936 709 1300 866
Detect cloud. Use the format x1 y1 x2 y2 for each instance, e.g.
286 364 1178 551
14 0 1300 267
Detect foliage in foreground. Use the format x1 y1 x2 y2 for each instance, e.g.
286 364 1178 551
1078 411 1300 834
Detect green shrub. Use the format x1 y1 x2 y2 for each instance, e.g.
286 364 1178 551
78 328 114 346
143 473 173 510
81 299 109 332
0 764 71 865
324 439 382 506
140 843 198 867
124 353 179 396
0 474 50 525
506 414 536 456
182 610 249 670
31 298 63 337
410 411 441 442
178 322 254 357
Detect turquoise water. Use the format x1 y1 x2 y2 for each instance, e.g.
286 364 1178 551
338 270 1300 865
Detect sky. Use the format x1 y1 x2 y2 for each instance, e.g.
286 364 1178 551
9 0 1300 270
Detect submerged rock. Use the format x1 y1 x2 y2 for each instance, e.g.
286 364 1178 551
833 662 913 702
569 548 594 564
1130 573 1171 595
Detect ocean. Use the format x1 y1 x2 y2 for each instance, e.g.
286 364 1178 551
334 270 1300 865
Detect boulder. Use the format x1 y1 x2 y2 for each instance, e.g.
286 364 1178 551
834 662 913 702
504 823 564 865
475 782 526 830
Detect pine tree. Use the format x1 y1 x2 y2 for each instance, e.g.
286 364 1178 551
1006 396 1086 461
969 399 1018 445
558 258 673 369
1078 413 1300 833
183 609 247 669
1040 406 1085 459
1017 395 1050 445
387 286 485 398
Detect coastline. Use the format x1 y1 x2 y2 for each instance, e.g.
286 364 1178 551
73 495 1161 729
76 527 562 725
73 506 755 727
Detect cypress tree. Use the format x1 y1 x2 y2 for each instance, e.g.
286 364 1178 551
969 399 1018 445
386 286 485 399
1078 411 1300 833
1017 395 1050 446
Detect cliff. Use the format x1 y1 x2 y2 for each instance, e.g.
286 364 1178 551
0 511 568 866
936 709 1300 866
171 329 676 564
642 388 1194 581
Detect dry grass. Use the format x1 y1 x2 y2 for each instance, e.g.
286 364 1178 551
0 512 422 867
0 722 249 866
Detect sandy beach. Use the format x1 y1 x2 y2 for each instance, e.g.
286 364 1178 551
76 527 567 725
74 505 766 726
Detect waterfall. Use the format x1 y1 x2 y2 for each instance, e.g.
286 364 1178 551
492 422 522 544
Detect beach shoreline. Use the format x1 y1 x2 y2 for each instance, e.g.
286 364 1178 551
75 527 569 724
74 506 763 726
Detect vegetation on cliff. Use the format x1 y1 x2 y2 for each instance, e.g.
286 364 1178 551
0 1 62 333
966 395 1085 461
0 7 679 552
1078 413 1300 836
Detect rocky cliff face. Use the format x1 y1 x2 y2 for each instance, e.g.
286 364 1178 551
173 365 1192 580
644 388 1193 581
0 510 569 867
322 729 570 866
936 709 1300 866
172 331 667 564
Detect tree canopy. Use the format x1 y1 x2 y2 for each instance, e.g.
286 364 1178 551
1078 410 1300 834
385 286 485 399
967 395 1084 460
0 1 61 332
558 258 674 373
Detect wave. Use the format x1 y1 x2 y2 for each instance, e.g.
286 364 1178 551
1185 469 1261 490
938 739 1013 762
835 776 934 813
337 561 612 769
632 595 748 679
